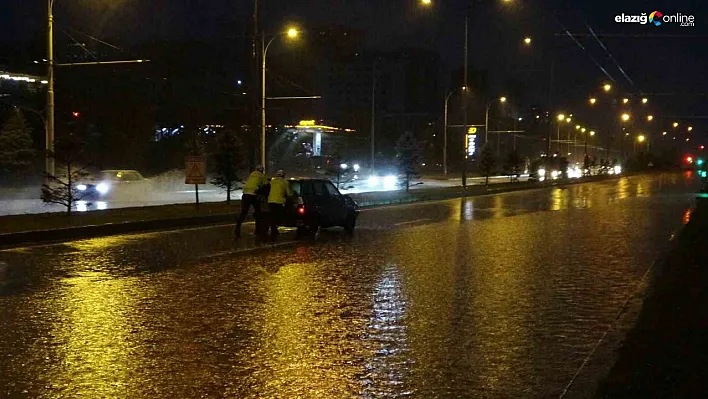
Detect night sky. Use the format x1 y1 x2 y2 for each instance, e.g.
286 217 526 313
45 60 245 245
2 0 707 135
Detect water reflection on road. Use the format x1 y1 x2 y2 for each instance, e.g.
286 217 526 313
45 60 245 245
0 173 700 397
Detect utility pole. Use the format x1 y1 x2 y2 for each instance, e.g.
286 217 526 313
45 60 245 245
252 0 259 168
370 62 376 175
261 32 267 170
462 15 469 189
45 0 150 179
443 90 455 177
46 0 55 178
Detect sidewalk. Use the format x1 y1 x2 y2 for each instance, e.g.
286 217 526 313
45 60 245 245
597 196 708 397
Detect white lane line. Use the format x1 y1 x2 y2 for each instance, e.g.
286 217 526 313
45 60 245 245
393 218 433 226
197 240 298 260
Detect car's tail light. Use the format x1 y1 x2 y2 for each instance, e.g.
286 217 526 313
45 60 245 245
297 205 306 215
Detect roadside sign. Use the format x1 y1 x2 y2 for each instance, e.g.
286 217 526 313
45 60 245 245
185 156 206 185
465 133 477 158
468 127 477 134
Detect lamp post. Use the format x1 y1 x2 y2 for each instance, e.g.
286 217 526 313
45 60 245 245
585 130 595 155
554 114 565 155
261 27 298 171
443 87 465 177
485 96 506 156
565 116 572 157
46 0 56 177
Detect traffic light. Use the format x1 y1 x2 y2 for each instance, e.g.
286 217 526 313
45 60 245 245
698 158 705 167
686 156 694 164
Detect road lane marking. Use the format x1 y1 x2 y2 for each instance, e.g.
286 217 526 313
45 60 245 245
197 240 299 261
393 218 434 226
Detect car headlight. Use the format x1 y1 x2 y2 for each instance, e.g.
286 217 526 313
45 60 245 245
77 184 87 191
368 175 380 187
537 168 546 177
96 183 110 194
614 165 622 174
383 175 398 189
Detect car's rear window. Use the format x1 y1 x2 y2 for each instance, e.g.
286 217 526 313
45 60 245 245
299 181 329 196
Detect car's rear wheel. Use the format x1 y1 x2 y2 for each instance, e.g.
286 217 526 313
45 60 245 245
296 219 319 238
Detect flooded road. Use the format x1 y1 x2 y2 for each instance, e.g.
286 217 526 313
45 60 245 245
0 173 699 398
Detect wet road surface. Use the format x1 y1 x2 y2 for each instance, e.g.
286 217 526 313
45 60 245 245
0 173 699 398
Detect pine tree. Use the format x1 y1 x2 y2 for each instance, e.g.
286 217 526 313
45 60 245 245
395 131 422 192
0 110 36 175
479 144 496 186
211 129 245 204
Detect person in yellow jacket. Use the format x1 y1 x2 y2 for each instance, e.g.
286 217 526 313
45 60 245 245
268 170 293 241
235 165 267 237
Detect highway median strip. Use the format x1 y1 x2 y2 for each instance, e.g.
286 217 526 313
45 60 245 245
0 175 626 248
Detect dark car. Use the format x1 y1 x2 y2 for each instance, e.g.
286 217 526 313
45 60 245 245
283 178 359 235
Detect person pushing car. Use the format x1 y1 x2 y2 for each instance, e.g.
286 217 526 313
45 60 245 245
267 170 293 241
235 165 266 238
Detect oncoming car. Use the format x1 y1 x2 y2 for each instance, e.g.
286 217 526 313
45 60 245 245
77 170 148 199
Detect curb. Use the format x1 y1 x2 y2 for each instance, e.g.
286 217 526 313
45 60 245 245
0 174 629 248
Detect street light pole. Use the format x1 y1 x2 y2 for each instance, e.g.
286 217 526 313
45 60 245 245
46 0 55 177
260 33 271 170
260 29 297 171
443 90 455 177
484 103 490 144
371 62 376 175
462 15 469 189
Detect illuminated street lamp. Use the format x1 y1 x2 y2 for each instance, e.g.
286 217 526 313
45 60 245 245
443 86 466 176
637 135 646 143
523 37 532 45
485 96 508 143
261 26 299 169
642 97 648 104
420 0 432 5
581 128 586 133
576 125 581 130
622 98 629 104
647 115 654 122
662 132 667 136
673 122 679 128
589 97 597 105
554 114 569 154
603 84 612 92
621 113 630 122
584 129 595 155
688 126 694 132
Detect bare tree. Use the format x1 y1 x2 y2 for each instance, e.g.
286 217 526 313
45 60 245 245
40 136 90 215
